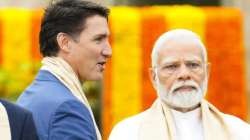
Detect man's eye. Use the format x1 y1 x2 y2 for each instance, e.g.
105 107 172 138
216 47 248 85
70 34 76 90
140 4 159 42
187 63 200 68
95 37 103 42
164 64 178 70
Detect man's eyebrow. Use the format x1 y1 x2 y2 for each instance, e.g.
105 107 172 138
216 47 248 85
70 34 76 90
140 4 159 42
185 60 202 63
161 57 178 64
160 57 203 65
184 57 202 62
93 33 109 38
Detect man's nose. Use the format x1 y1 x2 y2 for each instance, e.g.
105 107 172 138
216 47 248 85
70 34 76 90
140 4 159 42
177 64 191 81
102 41 112 58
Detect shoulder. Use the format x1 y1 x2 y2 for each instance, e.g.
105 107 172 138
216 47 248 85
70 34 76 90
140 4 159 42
18 70 75 101
0 99 31 118
18 78 74 105
109 111 146 140
223 114 250 139
17 72 78 113
0 99 38 140
223 114 250 129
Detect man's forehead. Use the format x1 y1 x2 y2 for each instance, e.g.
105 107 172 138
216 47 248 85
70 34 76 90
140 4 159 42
151 29 207 67
159 39 203 53
83 15 109 35
161 38 203 48
157 41 204 65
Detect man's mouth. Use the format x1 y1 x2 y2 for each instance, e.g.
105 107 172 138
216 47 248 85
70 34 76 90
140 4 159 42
97 61 106 71
173 85 197 93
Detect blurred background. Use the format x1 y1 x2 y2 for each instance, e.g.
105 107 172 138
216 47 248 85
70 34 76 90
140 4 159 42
0 0 249 139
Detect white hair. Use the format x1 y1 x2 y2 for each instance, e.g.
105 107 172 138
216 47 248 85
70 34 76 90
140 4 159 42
151 29 208 67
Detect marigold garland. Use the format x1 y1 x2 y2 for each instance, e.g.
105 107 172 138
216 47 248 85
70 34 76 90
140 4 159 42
203 7 247 120
0 8 33 95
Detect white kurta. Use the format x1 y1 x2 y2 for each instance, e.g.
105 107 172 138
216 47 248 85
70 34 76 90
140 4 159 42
171 108 204 140
109 107 250 140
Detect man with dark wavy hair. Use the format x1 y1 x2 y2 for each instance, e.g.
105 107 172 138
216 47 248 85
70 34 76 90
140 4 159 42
17 0 112 140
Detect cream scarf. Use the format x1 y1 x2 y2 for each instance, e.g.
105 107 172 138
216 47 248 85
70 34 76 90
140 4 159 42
41 57 102 140
0 102 11 140
138 99 232 140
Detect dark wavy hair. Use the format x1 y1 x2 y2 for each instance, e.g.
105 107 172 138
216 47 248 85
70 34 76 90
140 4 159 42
39 0 110 57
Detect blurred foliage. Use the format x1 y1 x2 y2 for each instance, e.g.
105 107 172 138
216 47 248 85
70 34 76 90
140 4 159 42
0 62 41 101
83 81 102 128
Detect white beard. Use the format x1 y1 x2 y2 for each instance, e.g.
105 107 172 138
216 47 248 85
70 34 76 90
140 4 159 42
156 76 208 109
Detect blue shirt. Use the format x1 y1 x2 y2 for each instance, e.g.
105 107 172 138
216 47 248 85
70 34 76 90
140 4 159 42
17 70 97 140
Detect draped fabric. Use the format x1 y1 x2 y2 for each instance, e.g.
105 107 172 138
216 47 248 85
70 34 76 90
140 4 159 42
138 99 232 140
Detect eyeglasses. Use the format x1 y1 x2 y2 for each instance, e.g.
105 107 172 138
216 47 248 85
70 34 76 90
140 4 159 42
154 61 208 77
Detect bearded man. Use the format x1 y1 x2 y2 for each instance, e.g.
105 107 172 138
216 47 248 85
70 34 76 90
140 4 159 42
109 29 250 140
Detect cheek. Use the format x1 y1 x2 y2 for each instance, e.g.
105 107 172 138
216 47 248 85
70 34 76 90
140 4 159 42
74 47 96 62
193 73 206 86
85 45 102 59
165 81 174 92
158 77 174 92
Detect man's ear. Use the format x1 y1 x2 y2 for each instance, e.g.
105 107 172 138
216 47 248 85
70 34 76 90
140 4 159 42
56 32 71 53
149 68 157 89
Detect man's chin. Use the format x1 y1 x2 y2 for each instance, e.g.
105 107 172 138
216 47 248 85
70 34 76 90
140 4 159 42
80 73 103 81
91 75 103 81
162 92 203 110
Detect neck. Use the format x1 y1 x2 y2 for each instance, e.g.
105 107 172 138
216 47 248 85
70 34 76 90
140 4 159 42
169 104 200 113
56 55 82 82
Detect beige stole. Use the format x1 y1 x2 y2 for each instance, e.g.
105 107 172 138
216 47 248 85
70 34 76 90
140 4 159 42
138 99 232 140
41 57 102 140
0 102 11 140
